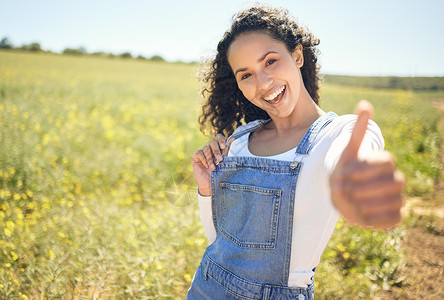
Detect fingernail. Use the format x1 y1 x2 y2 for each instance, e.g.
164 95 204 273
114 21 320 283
217 155 223 161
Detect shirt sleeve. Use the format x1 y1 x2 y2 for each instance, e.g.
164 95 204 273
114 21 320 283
324 117 385 174
197 190 217 243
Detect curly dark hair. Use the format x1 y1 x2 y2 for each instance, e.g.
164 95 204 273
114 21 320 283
198 5 322 137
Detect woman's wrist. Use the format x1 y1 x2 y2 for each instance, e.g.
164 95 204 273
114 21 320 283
198 186 211 197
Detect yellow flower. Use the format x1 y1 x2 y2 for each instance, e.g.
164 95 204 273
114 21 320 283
42 134 50 145
6 220 15 230
184 273 192 282
336 243 346 252
47 249 56 260
10 251 18 261
26 202 35 210
13 193 21 201
4 228 12 237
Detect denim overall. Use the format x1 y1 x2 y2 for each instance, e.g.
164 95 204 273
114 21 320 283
187 112 337 300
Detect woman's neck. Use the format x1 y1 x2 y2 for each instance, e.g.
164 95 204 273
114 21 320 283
267 89 324 136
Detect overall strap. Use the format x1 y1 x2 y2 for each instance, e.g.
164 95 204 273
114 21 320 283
290 112 337 169
226 119 272 143
224 112 337 169
296 112 337 155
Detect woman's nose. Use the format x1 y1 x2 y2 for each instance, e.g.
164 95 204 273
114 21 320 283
257 72 273 90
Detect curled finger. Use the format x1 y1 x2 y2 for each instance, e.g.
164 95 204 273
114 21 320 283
216 133 226 150
357 194 403 218
202 146 216 170
191 149 209 169
222 137 235 157
209 138 223 163
362 210 402 230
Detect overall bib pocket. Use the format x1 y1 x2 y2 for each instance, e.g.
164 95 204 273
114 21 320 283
219 182 281 249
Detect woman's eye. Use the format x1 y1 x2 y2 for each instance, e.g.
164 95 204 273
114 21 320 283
266 59 276 66
241 73 251 80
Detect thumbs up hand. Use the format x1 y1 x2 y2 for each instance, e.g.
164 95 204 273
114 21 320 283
330 100 405 229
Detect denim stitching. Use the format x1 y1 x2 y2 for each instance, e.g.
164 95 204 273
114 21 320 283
219 183 281 249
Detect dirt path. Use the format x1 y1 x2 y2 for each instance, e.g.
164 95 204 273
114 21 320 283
378 99 444 299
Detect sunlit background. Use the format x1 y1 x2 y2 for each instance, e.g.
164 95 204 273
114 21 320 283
1 0 443 299
1 0 444 76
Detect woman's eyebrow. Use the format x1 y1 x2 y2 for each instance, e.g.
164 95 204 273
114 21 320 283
234 51 279 76
234 67 247 76
257 51 278 63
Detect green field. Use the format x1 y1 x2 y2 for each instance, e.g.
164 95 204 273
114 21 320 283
0 51 442 299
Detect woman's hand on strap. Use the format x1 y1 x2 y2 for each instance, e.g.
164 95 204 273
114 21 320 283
330 101 405 229
191 134 235 196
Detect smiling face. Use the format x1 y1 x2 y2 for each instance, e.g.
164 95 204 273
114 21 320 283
227 31 305 119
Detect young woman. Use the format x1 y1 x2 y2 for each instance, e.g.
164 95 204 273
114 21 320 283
188 5 404 299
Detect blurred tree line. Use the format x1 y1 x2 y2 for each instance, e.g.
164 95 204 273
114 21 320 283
323 74 444 91
1 36 442 86
0 36 167 62
1 37 41 52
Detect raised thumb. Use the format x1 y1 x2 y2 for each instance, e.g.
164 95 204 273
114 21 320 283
341 100 373 163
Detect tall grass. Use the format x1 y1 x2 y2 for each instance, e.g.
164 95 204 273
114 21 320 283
0 51 442 299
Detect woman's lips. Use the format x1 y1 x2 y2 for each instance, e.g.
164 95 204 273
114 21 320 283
264 85 286 104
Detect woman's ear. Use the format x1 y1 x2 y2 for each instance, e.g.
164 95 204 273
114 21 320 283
292 44 304 68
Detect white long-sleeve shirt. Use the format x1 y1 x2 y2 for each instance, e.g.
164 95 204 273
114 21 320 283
198 114 384 287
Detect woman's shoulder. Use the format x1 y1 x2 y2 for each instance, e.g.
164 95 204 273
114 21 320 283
329 114 382 135
322 113 384 149
331 113 362 125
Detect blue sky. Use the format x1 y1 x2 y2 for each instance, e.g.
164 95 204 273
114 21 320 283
1 0 443 76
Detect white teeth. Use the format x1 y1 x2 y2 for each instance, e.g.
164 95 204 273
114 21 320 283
264 86 285 102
